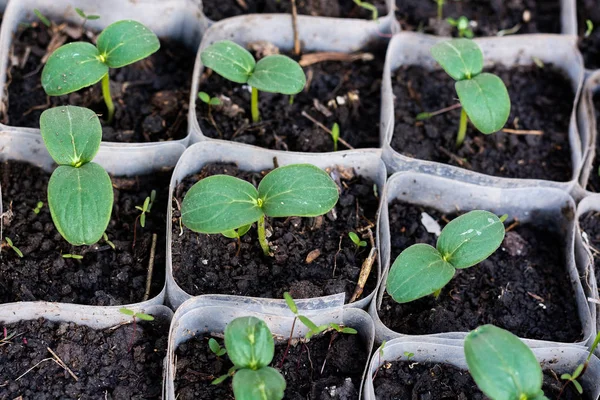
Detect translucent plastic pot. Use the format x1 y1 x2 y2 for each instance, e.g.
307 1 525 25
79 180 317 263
363 337 600 400
371 170 594 348
163 297 374 399
380 32 584 193
579 69 600 194
165 140 386 310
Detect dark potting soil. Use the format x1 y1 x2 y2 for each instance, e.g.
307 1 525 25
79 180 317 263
377 201 582 342
197 46 385 151
201 0 387 21
175 330 367 400
0 317 167 399
390 64 574 181
5 21 193 142
0 160 170 306
171 163 379 302
396 0 561 36
586 94 600 191
579 211 600 289
578 0 600 70
373 360 582 399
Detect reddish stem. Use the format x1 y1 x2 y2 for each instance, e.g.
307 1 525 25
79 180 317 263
278 317 297 369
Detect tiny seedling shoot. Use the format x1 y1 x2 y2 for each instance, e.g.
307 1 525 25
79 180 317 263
348 231 367 249
465 324 548 400
430 38 511 147
386 210 505 303
181 164 339 256
446 16 474 38
435 0 446 20
119 307 154 352
41 20 160 123
3 237 23 258
40 106 114 245
200 40 306 123
75 7 100 27
353 0 378 20
330 122 340 152
558 330 600 397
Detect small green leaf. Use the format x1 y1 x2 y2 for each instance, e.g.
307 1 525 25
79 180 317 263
465 325 544 400
212 374 229 385
248 55 306 95
143 196 150 212
572 363 585 379
40 106 102 167
140 214 146 227
119 307 135 316
455 73 510 134
222 230 240 239
225 316 274 370
198 91 210 103
436 210 505 269
87 15 100 20
42 42 107 95
283 292 298 314
232 367 286 400
258 164 338 218
62 253 83 259
341 327 357 334
416 112 432 121
431 38 483 80
237 223 251 237
386 243 455 303
5 237 13 246
209 338 222 354
561 373 572 380
75 8 86 18
573 380 583 394
181 175 262 234
201 40 256 84
96 20 160 68
34 9 51 27
331 123 340 142
209 97 221 106
135 312 154 321
297 315 319 332
348 231 360 245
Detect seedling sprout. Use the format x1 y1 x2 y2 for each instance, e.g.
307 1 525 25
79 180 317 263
447 16 474 38
75 7 100 27
208 338 227 357
586 20 594 38
434 0 446 20
33 201 44 214
34 9 51 27
348 231 367 249
353 0 378 20
119 307 155 352
558 330 600 397
331 122 340 151
3 237 23 258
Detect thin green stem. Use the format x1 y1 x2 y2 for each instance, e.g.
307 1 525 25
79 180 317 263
353 0 378 20
456 108 468 147
257 215 270 255
251 86 259 123
101 73 115 124
437 0 444 20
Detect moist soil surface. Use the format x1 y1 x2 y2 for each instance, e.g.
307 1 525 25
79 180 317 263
175 330 367 399
378 201 582 342
373 360 582 399
202 0 387 21
5 21 193 142
396 0 561 36
171 163 379 303
578 0 600 69
586 94 600 191
0 160 170 306
391 64 574 181
197 46 385 151
579 211 600 289
0 317 167 399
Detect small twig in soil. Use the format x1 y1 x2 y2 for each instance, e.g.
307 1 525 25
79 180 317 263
301 111 354 150
15 358 54 381
501 128 543 136
299 52 373 67
47 347 79 381
437 146 472 169
418 103 461 119
22 96 51 116
333 234 343 277
505 219 520 233
349 228 377 303
143 233 158 301
290 0 301 56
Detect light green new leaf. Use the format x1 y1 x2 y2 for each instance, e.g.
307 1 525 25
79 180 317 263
225 317 274 370
465 325 544 400
455 73 511 134
48 162 113 245
181 175 262 234
437 210 505 269
40 106 102 167
386 243 455 303
232 367 286 400
258 164 338 218
96 20 160 68
431 38 483 80
41 42 107 95
201 40 256 84
248 55 306 95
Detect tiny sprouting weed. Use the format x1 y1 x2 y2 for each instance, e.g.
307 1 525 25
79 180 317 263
75 7 100 27
3 237 23 258
586 19 594 38
434 0 446 20
330 122 340 152
34 9 51 27
136 190 156 229
208 338 227 357
102 232 116 250
33 201 44 214
328 323 358 335
353 0 378 20
404 351 414 361
62 253 83 260
558 331 600 397
348 231 367 249
119 307 155 321
447 16 474 38
198 91 221 107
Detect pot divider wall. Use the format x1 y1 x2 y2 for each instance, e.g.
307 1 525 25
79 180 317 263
579 69 600 193
371 170 593 347
380 32 584 193
362 337 600 400
163 298 374 399
165 140 386 310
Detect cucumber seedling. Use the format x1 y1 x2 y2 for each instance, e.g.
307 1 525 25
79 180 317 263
386 210 505 303
41 20 160 123
181 164 338 256
40 106 114 246
430 39 510 147
200 40 306 123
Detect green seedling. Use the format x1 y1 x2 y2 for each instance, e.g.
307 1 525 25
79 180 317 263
136 190 156 229
181 164 338 256
404 351 415 361
558 331 600 397
62 253 83 259
33 201 44 214
386 210 505 303
434 0 446 20
198 91 221 107
102 232 116 250
41 20 160 123
200 40 306 123
465 325 548 400
75 7 100 27
212 316 286 400
40 106 113 246
208 338 227 357
447 16 474 38
353 0 378 20
331 122 340 152
119 307 155 352
372 340 387 380
431 39 511 147
348 231 367 249
3 237 23 258
34 9 51 28
586 19 594 38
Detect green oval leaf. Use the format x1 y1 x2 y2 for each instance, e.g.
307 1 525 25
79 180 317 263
96 20 160 68
181 175 262 234
465 324 544 400
201 40 255 84
42 42 107 95
436 210 505 269
225 317 274 370
248 55 306 95
48 163 113 245
386 243 455 303
455 73 511 134
258 164 338 218
40 106 102 167
232 367 286 400
431 38 483 81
